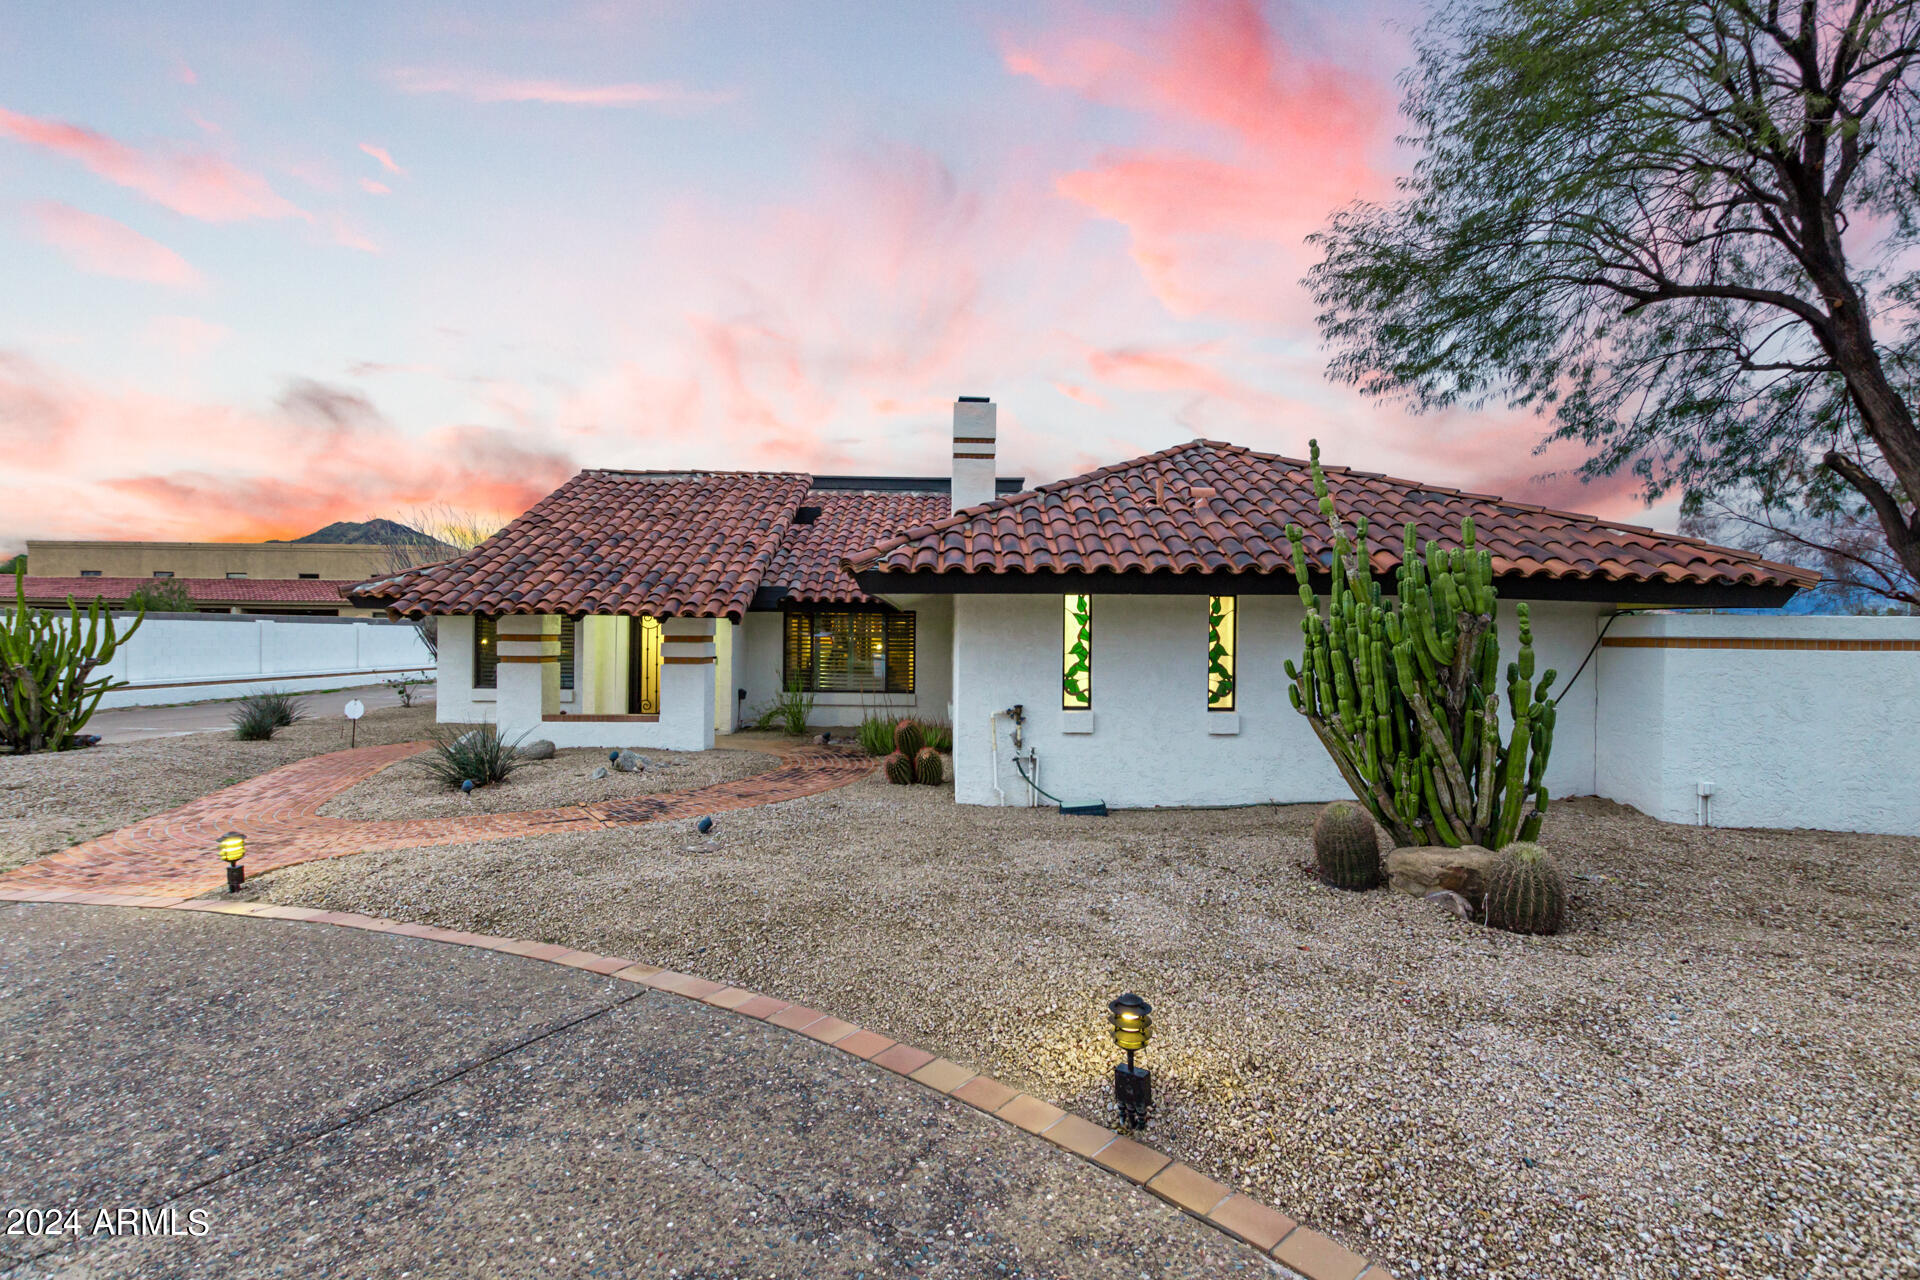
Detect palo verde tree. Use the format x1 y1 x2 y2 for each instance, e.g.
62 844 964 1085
1310 0 1920 607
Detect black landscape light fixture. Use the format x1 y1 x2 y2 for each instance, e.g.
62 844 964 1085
1108 992 1153 1129
218 831 246 892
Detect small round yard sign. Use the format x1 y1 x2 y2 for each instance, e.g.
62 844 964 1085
344 698 366 746
344 699 366 721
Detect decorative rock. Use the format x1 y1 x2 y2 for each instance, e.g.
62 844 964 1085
613 750 644 773
590 766 609 780
521 739 556 761
1423 889 1474 921
1386 844 1502 906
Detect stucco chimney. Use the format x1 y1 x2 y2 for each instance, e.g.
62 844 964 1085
951 396 996 513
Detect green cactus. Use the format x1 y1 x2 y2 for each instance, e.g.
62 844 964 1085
1483 842 1568 935
1284 440 1555 850
1312 801 1381 890
883 751 915 785
913 746 944 785
1 564 143 754
893 719 925 760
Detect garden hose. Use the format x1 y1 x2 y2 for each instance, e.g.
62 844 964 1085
1013 755 1108 817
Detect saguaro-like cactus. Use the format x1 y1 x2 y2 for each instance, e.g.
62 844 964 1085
1 565 143 754
1284 441 1555 850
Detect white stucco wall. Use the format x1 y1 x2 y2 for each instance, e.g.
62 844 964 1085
735 597 955 729
78 613 432 708
1595 613 1920 833
950 593 1605 810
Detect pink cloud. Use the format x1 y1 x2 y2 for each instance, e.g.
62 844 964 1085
0 355 577 543
359 142 404 174
142 315 231 360
359 177 391 195
1002 0 1394 324
27 203 201 287
388 68 732 108
0 106 304 222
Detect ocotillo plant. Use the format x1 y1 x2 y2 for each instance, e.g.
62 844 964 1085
1283 441 1555 849
0 564 142 754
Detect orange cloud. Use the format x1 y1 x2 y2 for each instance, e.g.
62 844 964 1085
0 106 304 222
389 69 732 108
0 356 576 543
27 203 201 287
358 142 404 174
1003 0 1393 324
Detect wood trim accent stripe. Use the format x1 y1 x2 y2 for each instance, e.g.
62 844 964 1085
661 654 716 665
1601 636 1920 651
498 654 560 664
953 452 995 460
661 634 715 645
953 437 996 445
542 713 660 723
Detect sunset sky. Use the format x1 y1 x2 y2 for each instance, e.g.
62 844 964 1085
0 0 1661 552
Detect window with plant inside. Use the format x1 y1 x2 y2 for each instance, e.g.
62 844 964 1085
1208 595 1235 710
1062 593 1091 709
784 610 915 693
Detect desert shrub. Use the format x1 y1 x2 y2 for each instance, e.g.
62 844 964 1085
917 719 953 753
856 715 895 757
773 675 814 735
385 677 422 707
124 579 191 613
230 690 305 741
423 723 524 788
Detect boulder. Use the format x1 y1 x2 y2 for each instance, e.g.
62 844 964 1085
1386 844 1502 906
590 766 610 780
521 739 556 761
612 750 645 773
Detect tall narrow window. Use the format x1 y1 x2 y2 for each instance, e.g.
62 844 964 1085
1062 593 1091 709
474 615 498 689
629 616 661 713
557 615 576 692
1208 595 1236 710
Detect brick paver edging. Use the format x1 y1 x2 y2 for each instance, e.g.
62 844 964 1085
0 890 1392 1280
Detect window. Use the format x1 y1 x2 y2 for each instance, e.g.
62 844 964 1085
226 572 247 579
474 615 498 689
152 570 174 579
1062 594 1091 709
1208 595 1236 710
298 572 320 579
784 610 914 693
473 615 575 692
80 570 101 578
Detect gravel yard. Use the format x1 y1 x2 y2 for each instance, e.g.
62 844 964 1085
0 703 437 872
316 745 783 819
236 775 1920 1279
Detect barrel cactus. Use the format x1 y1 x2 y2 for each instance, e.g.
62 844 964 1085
883 751 915 786
1483 842 1568 935
894 719 925 759
913 746 944 785
1313 800 1381 890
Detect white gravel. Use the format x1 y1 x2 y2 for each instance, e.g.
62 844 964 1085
232 779 1920 1279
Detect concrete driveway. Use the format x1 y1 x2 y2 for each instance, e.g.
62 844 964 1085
85 683 434 746
0 904 1271 1279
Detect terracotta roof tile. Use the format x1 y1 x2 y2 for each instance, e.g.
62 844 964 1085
360 470 813 620
767 490 952 605
847 440 1816 594
18 577 357 605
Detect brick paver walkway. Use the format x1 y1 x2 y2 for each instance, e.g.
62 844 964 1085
0 742 875 897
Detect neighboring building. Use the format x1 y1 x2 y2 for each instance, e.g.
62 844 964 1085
26 536 412 583
348 397 1885 825
14 576 380 617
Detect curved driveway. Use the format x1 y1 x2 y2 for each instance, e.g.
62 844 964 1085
0 903 1276 1279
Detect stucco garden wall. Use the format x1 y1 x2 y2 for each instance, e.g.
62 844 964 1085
949 594 1606 811
83 612 431 708
1594 613 1920 834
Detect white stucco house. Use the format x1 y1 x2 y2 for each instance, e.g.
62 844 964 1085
351 397 1920 834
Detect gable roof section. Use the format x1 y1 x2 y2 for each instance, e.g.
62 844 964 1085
766 489 953 605
847 440 1816 603
360 470 814 620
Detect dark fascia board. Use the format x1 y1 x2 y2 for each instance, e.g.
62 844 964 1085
851 567 1800 610
809 475 1027 494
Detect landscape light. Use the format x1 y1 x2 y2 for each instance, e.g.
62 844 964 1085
218 831 246 892
1108 992 1153 1129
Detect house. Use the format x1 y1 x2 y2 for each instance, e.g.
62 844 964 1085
14 575 383 617
352 396 1828 811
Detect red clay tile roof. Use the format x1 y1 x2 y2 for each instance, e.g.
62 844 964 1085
847 440 1816 595
19 577 357 605
359 470 815 620
769 490 952 605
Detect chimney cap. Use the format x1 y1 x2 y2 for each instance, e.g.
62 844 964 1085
957 395 991 403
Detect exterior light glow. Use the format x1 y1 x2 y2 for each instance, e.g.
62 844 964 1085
218 831 246 892
1108 992 1153 1128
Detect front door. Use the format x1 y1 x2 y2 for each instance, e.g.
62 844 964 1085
628 615 662 714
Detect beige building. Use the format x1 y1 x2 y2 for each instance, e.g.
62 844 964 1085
25 539 405 582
